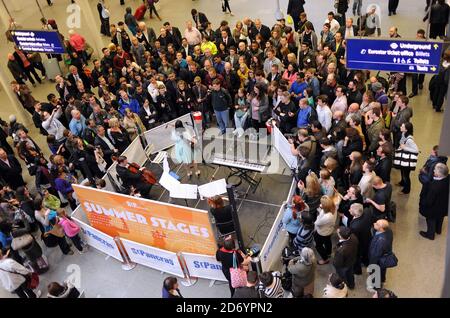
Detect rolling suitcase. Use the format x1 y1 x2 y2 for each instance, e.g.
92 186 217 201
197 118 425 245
43 57 62 81
134 4 147 21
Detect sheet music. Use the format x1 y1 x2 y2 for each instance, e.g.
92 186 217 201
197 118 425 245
198 179 227 199
342 215 348 227
273 126 298 169
159 172 180 192
170 184 198 200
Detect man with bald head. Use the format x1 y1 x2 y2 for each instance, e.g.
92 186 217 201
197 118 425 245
249 19 271 44
69 109 86 137
321 73 338 105
339 18 358 39
388 26 401 38
242 17 255 36
346 103 362 123
369 219 395 284
184 21 202 47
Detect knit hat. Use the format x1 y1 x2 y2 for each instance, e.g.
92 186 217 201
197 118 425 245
371 82 383 92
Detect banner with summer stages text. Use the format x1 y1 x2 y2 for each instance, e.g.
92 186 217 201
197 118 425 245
73 185 217 255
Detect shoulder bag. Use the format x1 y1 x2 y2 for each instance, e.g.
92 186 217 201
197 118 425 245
379 251 398 268
0 267 39 289
393 137 419 170
11 234 34 251
230 251 247 288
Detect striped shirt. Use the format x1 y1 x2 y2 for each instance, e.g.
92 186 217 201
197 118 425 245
259 272 284 298
293 223 315 250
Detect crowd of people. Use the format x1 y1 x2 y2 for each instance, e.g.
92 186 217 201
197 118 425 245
1 0 449 298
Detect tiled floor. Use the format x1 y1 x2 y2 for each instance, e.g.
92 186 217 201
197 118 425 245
0 0 447 298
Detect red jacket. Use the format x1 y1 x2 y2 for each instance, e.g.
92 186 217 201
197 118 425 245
69 33 86 52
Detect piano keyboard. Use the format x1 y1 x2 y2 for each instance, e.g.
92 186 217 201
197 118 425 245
212 157 266 172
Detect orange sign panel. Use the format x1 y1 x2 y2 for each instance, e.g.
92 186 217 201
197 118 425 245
73 185 217 255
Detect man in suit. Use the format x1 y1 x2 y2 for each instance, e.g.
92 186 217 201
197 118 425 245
420 163 450 240
67 65 92 92
164 22 182 50
225 47 240 71
349 203 373 274
329 110 347 139
339 18 359 39
178 38 194 59
369 219 394 284
191 9 209 32
266 64 281 83
0 148 25 190
116 155 152 199
94 125 117 167
116 22 132 53
218 29 236 50
333 226 359 289
287 0 306 32
249 19 271 45
13 47 43 86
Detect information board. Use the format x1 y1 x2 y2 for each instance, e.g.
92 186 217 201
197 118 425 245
12 30 65 54
346 38 443 74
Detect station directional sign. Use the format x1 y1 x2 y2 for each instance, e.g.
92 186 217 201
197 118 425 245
346 38 443 74
11 30 65 54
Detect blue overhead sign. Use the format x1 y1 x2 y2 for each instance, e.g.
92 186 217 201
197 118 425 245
11 30 65 54
346 38 443 74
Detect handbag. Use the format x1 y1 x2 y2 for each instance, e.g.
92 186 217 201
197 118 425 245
230 252 247 288
393 141 419 170
0 268 39 289
11 234 34 250
27 272 40 289
379 252 398 268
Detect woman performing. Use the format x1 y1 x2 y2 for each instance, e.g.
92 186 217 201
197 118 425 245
171 120 200 179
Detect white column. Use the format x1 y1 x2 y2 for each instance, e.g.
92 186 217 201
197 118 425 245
77 0 106 57
0 67 31 125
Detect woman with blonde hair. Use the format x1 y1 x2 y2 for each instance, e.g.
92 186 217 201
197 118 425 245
314 195 337 265
107 117 130 153
237 63 250 89
232 21 248 44
297 172 322 221
123 107 145 141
